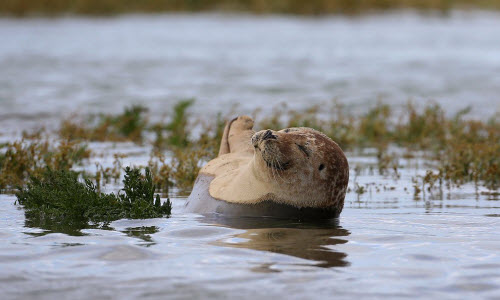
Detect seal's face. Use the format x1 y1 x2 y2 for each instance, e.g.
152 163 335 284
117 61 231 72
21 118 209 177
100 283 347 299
251 127 349 209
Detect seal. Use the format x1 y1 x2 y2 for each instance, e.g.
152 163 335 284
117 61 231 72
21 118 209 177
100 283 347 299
184 115 349 219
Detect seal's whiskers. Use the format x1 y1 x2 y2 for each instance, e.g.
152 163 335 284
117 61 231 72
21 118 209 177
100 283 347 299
272 156 289 183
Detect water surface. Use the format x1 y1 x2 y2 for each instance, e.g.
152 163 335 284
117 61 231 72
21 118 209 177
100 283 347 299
1 11 500 134
1 151 500 299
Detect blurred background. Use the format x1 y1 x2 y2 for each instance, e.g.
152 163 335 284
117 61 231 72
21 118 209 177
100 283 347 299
1 0 499 133
2 0 500 16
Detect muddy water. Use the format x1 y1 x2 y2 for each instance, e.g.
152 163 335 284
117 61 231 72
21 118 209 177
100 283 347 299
1 11 500 300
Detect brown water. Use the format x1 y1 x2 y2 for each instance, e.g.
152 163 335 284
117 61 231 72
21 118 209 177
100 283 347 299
1 11 500 300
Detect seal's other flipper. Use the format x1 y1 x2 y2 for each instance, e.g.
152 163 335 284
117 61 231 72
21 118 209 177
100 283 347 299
218 116 255 156
218 117 237 156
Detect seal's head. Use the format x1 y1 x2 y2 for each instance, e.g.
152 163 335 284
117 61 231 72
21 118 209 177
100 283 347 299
251 127 349 211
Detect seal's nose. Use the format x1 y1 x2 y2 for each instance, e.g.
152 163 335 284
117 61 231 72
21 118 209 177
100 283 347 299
261 130 277 141
252 130 277 148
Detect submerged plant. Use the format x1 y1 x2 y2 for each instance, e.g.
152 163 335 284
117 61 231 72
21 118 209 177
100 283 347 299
16 169 121 226
119 166 172 219
16 167 172 229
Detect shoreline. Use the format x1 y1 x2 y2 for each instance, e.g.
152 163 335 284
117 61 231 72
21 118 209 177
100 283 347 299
1 1 500 18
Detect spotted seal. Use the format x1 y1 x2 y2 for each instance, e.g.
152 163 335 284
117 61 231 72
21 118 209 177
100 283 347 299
185 116 349 219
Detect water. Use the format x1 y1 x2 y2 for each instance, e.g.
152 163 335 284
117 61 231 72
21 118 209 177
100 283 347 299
1 11 500 299
1 147 500 299
1 11 500 134
1 181 500 299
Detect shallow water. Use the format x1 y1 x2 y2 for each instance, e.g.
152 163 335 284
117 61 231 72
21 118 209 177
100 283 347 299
1 11 500 299
1 194 500 299
1 148 500 299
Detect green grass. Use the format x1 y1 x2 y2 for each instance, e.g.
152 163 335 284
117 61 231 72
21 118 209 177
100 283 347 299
149 99 226 191
0 139 91 192
152 99 194 149
16 166 172 229
59 105 148 143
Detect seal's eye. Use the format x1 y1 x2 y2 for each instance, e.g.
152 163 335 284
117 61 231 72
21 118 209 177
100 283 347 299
284 128 290 133
296 144 310 157
319 164 325 171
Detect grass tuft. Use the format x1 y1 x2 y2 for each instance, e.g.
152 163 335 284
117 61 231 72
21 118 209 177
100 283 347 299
0 139 90 192
152 99 194 149
16 167 172 229
59 105 148 143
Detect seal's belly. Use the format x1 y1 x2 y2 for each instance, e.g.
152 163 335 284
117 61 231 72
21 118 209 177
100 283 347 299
184 174 340 219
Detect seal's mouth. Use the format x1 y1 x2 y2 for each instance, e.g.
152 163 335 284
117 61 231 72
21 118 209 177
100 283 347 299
261 144 291 171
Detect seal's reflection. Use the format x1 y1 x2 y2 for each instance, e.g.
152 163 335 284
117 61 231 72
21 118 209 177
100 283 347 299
204 216 350 268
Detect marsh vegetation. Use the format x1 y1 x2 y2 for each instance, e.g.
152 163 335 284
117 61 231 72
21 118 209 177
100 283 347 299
2 101 498 206
2 0 500 16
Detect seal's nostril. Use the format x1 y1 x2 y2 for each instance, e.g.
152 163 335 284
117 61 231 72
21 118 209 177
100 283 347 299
262 130 277 141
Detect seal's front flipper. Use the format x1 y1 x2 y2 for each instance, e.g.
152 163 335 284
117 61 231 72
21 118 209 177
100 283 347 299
218 117 236 156
218 116 255 156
